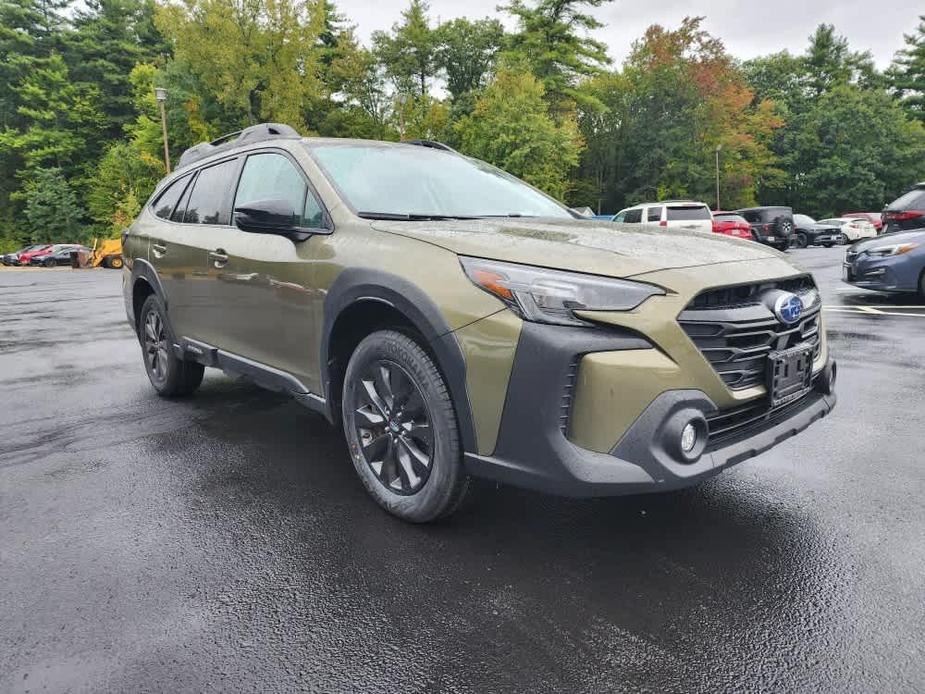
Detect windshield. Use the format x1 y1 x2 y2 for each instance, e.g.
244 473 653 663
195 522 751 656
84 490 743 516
794 214 815 225
306 142 573 219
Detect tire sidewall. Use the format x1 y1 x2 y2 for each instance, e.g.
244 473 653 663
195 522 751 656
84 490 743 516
341 331 463 522
139 294 180 393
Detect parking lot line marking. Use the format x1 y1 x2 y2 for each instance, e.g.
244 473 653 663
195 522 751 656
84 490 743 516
823 306 925 317
858 306 884 314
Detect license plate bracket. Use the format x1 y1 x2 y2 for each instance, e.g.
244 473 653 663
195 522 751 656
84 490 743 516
768 343 814 407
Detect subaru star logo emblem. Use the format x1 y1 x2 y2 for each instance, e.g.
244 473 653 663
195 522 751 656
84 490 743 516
774 293 804 324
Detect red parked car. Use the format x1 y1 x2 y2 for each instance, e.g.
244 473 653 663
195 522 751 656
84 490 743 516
14 244 53 265
711 212 754 240
843 212 883 232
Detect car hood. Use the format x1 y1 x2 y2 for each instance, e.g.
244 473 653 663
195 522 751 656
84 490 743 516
854 229 925 252
371 218 781 279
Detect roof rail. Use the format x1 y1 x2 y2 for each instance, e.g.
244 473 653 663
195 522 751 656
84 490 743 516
406 139 457 153
176 123 300 169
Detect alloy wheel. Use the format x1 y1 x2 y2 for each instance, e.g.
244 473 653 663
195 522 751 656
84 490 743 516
352 360 433 495
143 310 170 384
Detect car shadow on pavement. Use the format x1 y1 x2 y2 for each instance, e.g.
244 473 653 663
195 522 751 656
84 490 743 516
141 375 853 690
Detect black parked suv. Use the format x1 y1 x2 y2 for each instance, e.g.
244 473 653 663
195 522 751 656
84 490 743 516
735 206 794 251
882 183 925 234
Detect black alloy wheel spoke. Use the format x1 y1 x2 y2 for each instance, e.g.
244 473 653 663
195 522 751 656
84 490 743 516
352 359 434 495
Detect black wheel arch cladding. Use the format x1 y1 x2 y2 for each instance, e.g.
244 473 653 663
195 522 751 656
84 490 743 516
322 267 479 453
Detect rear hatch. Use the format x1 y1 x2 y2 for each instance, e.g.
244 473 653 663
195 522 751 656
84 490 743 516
883 186 925 233
664 203 713 233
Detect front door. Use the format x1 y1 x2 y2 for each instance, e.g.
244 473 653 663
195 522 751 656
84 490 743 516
197 150 331 393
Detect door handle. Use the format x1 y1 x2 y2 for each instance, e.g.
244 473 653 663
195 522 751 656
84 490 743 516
152 243 167 258
209 249 229 268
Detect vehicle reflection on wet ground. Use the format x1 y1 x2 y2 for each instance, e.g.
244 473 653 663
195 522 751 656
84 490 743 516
1 256 923 691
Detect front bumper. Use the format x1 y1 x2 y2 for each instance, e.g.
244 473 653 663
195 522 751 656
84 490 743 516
843 254 918 292
463 322 837 497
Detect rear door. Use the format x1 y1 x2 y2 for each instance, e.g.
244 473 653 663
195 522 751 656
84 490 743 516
664 204 713 232
149 158 241 341
646 205 663 226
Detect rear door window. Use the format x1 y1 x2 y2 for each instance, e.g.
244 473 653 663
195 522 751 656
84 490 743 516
666 205 711 221
624 208 642 223
183 159 239 225
647 206 662 222
151 174 192 220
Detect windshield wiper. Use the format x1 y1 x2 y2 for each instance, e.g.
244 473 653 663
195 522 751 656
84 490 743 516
357 212 478 221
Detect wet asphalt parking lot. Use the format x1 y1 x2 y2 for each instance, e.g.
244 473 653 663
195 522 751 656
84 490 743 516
1 248 924 693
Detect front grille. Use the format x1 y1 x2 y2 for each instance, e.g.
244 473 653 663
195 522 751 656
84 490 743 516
679 277 821 391
706 388 819 446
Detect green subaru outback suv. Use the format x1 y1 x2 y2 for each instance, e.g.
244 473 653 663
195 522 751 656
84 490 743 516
124 123 837 522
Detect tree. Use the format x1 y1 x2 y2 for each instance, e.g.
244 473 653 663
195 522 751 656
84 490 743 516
889 15 925 124
434 18 505 102
155 0 326 129
372 0 437 98
22 167 85 243
87 141 162 233
457 64 582 200
574 18 781 212
501 0 612 113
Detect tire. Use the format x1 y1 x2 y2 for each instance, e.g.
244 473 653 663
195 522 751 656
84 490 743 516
822 243 834 248
795 233 808 248
43 258 55 268
108 255 124 270
838 233 849 245
341 330 470 523
919 271 925 300
138 294 204 397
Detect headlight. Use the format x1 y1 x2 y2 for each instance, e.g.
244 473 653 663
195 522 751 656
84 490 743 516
460 257 665 327
867 243 919 257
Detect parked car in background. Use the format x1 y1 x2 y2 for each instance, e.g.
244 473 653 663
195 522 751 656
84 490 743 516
11 244 54 266
734 206 794 251
30 245 88 267
711 212 754 240
817 217 877 244
792 214 842 248
2 244 46 266
25 244 82 265
843 229 924 297
843 212 883 233
882 183 925 234
614 200 713 233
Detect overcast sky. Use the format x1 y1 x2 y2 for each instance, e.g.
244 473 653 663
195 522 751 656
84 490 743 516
335 0 916 68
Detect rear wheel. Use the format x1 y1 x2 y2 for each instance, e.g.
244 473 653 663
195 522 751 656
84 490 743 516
341 330 469 523
43 257 55 268
138 294 203 397
108 255 124 269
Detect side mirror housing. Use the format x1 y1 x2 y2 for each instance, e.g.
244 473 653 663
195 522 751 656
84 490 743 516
234 199 314 240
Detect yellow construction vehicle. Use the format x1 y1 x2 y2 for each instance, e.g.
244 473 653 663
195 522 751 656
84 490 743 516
76 238 123 269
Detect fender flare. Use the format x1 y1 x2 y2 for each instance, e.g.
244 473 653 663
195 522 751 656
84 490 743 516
128 259 168 325
321 267 478 453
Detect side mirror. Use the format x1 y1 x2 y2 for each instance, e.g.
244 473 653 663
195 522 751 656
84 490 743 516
234 199 303 237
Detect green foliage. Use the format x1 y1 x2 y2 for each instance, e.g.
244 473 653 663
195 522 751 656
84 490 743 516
889 15 925 124
372 0 437 98
87 141 163 233
22 167 85 243
434 18 505 101
458 65 581 200
501 0 612 113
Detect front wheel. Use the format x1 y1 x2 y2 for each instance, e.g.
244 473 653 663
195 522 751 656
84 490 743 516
838 233 849 245
43 258 55 268
138 294 204 397
341 330 470 523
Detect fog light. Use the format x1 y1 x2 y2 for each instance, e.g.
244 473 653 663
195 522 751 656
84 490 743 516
681 422 698 453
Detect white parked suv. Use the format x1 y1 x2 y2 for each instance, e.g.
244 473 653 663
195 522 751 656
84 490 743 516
613 200 714 233
817 217 877 244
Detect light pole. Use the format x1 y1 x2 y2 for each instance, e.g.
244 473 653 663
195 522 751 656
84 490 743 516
714 144 722 211
154 87 170 173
